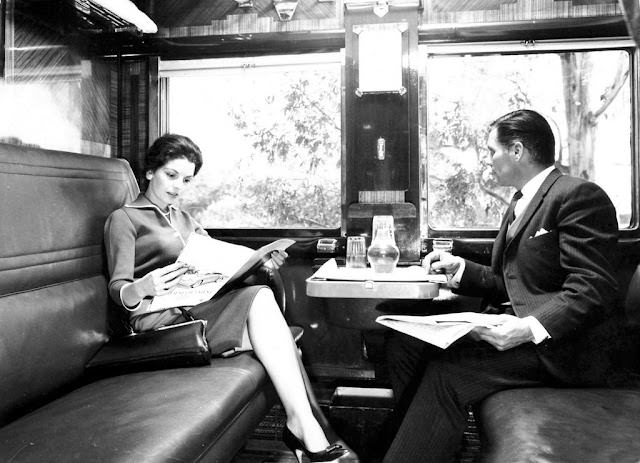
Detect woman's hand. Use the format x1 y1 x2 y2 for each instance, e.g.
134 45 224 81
137 262 192 298
120 262 192 309
264 250 288 271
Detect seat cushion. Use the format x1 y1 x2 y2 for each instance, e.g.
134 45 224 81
0 353 273 463
479 388 640 463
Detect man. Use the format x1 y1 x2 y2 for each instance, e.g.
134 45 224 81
383 109 619 463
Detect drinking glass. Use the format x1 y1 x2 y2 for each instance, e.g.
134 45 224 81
346 236 367 268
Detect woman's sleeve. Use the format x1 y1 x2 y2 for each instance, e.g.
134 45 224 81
104 209 137 307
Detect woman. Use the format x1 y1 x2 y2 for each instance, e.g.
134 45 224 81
104 134 348 463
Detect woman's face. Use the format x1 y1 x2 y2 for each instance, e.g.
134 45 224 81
145 157 196 210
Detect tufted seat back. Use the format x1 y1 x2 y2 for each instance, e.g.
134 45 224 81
0 144 138 426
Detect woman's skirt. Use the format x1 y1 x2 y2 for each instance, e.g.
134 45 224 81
131 285 267 356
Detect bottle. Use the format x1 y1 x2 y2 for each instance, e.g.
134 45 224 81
367 215 400 273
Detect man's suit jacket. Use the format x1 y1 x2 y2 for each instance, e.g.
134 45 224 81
458 168 619 383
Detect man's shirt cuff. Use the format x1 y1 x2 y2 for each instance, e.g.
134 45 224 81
524 316 551 344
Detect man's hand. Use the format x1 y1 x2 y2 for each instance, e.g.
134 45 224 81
422 250 463 275
470 314 535 351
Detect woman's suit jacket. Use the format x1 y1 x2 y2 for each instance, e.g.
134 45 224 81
458 168 619 383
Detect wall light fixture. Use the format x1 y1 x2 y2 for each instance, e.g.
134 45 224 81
273 0 299 21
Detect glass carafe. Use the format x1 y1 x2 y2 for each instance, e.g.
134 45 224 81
367 215 400 273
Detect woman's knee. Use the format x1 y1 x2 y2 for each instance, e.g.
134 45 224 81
254 286 278 306
248 287 283 320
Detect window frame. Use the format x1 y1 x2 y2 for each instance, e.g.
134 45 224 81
419 37 639 239
158 52 345 238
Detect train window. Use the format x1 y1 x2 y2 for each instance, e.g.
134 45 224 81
0 80 85 153
422 40 633 232
159 53 342 229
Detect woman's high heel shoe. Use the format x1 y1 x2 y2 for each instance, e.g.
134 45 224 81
282 426 349 463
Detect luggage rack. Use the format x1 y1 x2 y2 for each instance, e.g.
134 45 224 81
72 0 141 34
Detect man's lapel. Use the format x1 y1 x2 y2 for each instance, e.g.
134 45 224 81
505 168 563 249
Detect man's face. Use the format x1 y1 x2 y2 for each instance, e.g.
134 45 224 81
487 128 518 187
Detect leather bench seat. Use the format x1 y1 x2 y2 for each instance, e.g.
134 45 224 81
0 144 278 462
479 387 640 463
0 355 274 462
473 264 640 463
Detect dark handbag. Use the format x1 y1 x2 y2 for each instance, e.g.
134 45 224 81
85 319 211 377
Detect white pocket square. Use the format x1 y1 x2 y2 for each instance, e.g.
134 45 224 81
533 228 550 238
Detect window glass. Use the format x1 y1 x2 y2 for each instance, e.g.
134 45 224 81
161 53 342 229
423 44 632 231
0 81 82 152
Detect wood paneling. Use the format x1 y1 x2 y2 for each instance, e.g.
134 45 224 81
111 57 151 180
344 9 421 262
423 0 621 23
130 0 623 37
150 0 341 37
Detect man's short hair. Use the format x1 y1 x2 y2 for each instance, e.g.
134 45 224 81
489 109 555 166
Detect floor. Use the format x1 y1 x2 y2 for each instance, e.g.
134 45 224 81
231 400 481 463
231 390 392 463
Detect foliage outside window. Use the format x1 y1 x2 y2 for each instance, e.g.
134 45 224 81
161 54 342 229
423 42 633 231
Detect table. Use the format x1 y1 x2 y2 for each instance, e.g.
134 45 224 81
305 266 441 330
306 277 439 300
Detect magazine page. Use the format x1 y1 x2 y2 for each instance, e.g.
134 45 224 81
178 233 255 275
311 258 448 283
146 234 294 313
376 312 502 349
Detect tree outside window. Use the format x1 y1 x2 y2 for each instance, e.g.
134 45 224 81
164 55 342 229
424 48 632 231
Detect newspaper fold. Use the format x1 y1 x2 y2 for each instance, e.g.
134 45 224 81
376 312 502 349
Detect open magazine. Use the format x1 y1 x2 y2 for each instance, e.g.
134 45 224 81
376 312 502 349
146 233 294 313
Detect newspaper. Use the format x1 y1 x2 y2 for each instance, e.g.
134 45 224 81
376 312 502 349
146 233 294 313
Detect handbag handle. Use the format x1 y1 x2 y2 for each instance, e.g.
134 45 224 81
178 306 197 322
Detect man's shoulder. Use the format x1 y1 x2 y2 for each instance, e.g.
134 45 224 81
552 173 609 198
549 174 617 227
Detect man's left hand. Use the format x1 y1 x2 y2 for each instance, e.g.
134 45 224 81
471 314 535 351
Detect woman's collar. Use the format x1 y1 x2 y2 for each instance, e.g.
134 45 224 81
125 193 177 213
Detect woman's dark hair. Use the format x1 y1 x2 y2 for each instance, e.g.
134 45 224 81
144 133 203 176
489 109 555 166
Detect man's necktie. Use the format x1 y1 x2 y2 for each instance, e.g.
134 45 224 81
507 190 523 226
